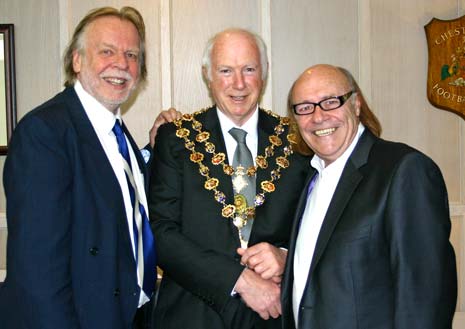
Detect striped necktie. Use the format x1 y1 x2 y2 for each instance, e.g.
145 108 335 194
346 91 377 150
113 119 156 298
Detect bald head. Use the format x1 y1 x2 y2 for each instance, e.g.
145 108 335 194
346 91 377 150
291 64 354 103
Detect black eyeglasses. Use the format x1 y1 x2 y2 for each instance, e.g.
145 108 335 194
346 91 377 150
292 90 355 116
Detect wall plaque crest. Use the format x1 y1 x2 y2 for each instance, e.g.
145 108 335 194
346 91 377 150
425 16 465 119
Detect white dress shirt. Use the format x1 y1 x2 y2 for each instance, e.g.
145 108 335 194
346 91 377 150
74 81 150 306
216 106 259 164
292 123 365 324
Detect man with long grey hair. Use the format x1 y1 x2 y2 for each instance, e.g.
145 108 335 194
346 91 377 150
1 6 161 329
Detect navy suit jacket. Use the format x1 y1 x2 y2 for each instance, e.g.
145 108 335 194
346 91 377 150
281 130 457 329
0 87 146 329
149 107 309 329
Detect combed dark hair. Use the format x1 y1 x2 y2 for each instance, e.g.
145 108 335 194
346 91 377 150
287 66 382 156
63 6 146 87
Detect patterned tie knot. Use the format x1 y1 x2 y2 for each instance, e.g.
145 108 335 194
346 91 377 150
112 119 131 167
229 127 247 144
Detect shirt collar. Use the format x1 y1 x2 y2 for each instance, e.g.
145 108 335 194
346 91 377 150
216 105 259 140
74 80 121 135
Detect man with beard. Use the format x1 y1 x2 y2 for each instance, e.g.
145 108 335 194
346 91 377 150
0 6 167 329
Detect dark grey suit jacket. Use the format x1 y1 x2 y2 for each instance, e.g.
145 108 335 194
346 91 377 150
149 107 309 329
281 130 457 329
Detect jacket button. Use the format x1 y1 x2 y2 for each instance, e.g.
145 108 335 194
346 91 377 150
114 289 120 297
89 247 99 255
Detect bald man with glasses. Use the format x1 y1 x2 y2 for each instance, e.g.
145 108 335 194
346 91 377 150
280 64 457 329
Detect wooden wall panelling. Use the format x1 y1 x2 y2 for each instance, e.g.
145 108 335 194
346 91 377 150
170 0 261 113
0 0 62 122
270 0 360 117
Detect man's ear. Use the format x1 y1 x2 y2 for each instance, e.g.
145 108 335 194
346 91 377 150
202 66 210 87
354 94 362 117
265 61 269 77
72 50 82 74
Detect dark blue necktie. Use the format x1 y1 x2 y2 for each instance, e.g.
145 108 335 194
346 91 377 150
113 120 156 298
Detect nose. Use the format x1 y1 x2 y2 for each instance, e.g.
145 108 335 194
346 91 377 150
233 72 246 90
114 52 129 70
310 105 326 123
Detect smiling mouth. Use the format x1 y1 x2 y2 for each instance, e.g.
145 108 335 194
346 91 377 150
314 127 336 136
103 77 127 86
231 95 246 102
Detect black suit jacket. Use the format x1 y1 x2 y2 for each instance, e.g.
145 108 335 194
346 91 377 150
0 87 149 329
149 107 309 329
281 130 457 329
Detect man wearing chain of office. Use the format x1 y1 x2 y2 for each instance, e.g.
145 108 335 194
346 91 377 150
148 28 309 329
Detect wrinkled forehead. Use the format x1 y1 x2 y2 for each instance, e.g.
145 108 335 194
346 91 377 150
212 32 259 60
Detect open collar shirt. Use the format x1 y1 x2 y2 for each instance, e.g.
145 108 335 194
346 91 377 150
292 123 365 324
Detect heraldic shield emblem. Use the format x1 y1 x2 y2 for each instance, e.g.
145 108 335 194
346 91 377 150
425 16 465 119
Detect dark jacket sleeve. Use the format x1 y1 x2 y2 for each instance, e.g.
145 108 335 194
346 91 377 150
1 114 79 329
148 124 245 313
386 152 457 328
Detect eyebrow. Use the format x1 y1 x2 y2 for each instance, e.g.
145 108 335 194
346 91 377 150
297 94 339 103
100 42 140 52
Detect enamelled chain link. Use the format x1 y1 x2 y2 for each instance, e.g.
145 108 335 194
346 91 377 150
174 108 297 230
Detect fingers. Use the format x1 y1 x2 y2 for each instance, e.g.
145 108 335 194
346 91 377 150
268 300 282 319
237 243 287 279
257 265 278 280
235 269 282 320
257 299 281 319
161 107 182 121
149 108 182 147
271 275 282 284
238 242 267 267
168 107 182 122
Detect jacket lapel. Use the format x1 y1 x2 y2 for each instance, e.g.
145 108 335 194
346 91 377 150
200 108 240 245
246 109 277 244
65 87 134 261
281 169 318 321
255 109 274 187
301 130 376 305
202 107 234 202
122 122 148 190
